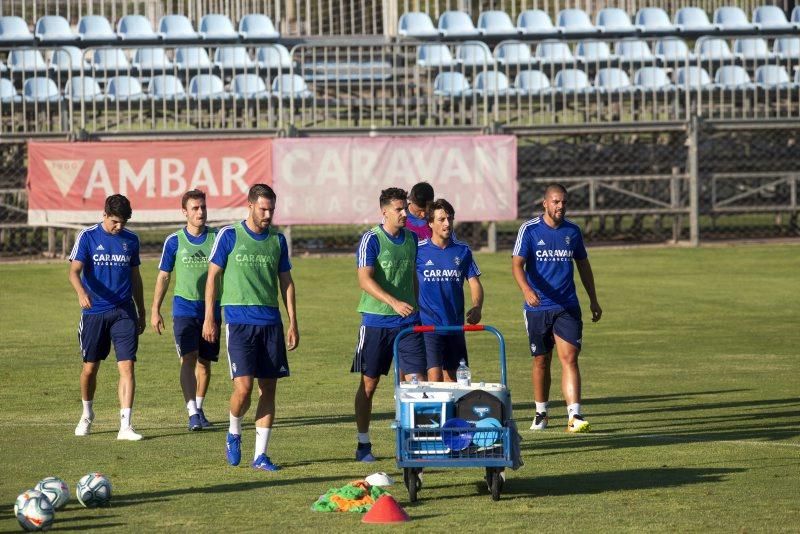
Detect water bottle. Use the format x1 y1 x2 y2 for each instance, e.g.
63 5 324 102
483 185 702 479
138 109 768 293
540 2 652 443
456 359 471 387
410 374 419 386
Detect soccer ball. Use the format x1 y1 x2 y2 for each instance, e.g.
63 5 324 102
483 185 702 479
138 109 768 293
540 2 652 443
75 473 112 508
14 490 55 531
34 477 69 510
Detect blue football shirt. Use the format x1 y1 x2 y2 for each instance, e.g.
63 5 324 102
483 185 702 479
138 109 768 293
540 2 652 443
158 227 221 320
416 238 480 330
512 216 588 311
69 223 141 314
209 221 291 326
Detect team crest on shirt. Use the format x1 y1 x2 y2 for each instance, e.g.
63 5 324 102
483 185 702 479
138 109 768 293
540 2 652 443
530 343 537 353
453 256 461 266
565 236 570 245
122 242 128 251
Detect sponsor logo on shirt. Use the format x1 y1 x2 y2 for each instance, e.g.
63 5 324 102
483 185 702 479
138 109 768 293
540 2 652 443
234 253 276 267
182 249 209 266
92 253 132 266
422 269 462 282
535 249 574 262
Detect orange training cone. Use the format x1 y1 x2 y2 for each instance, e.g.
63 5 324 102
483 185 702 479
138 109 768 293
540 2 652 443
362 495 410 524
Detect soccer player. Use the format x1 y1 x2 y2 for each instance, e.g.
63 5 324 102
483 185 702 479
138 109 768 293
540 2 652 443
69 194 145 441
512 183 602 433
353 187 427 462
405 182 434 240
202 184 298 472
416 199 484 381
151 190 220 432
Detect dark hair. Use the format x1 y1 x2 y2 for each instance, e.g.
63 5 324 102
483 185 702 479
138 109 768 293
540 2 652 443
379 187 408 207
181 189 206 209
248 183 276 203
104 194 132 221
426 198 455 223
409 182 434 206
544 183 568 197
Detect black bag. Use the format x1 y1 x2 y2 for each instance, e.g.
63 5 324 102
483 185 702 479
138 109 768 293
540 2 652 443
456 390 505 424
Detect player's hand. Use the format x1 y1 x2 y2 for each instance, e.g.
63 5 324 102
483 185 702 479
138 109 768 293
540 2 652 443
151 311 164 335
523 288 540 307
286 324 299 351
202 319 219 343
590 301 603 322
391 299 415 318
136 314 146 335
77 292 92 309
466 306 482 325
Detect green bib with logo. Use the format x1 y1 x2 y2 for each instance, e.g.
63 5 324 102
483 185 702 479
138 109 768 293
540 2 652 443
221 223 280 307
174 228 217 302
357 226 417 316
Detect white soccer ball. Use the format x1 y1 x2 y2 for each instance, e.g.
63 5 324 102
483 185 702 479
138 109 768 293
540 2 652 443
34 477 69 510
14 489 55 531
75 473 112 508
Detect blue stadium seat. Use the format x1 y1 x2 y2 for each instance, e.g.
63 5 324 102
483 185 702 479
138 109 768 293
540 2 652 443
397 12 438 37
92 48 130 73
0 78 23 104
793 7 800 26
175 47 213 70
633 67 675 91
494 42 533 66
433 71 471 97
557 9 598 34
477 11 517 35
696 37 734 61
595 8 638 33
472 70 514 96
535 40 574 65
132 48 174 73
773 37 800 60
438 11 479 37
673 7 717 31
654 38 696 64
49 46 90 73
595 68 633 92
456 41 495 67
615 39 656 64
516 10 559 35
575 40 617 63
231 74 270 99
199 14 238 40
675 66 713 89
106 75 145 101
238 14 279 39
189 74 231 100
751 5 794 30
754 65 794 88
23 77 61 103
713 7 754 31
117 15 159 41
148 75 187 101
715 65 755 89
214 47 255 70
256 45 292 70
35 16 79 42
0 16 35 44
159 15 199 39
65 76 105 102
733 38 776 61
553 69 593 94
271 74 312 99
635 8 675 31
78 15 116 40
417 44 455 68
514 70 551 95
8 50 48 73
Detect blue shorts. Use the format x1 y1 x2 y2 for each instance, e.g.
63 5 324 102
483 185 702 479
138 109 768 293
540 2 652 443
525 307 583 356
351 325 427 378
173 316 220 362
78 302 138 363
225 324 289 379
423 332 468 371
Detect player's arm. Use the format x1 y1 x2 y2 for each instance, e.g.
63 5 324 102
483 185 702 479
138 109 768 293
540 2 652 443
512 255 540 307
68 259 91 309
465 276 484 325
575 258 602 322
202 263 223 343
131 265 146 335
278 271 299 351
150 270 171 335
357 266 414 317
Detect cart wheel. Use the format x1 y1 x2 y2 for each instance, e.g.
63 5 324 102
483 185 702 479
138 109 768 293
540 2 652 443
404 468 421 502
489 469 502 501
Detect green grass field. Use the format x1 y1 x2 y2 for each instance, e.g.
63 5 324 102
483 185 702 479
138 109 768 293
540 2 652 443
1 243 798 532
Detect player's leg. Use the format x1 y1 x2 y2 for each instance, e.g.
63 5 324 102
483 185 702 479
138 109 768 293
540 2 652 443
225 324 257 466
441 333 468 383
251 324 288 471
423 332 444 382
174 317 202 430
111 304 142 441
351 325 391 462
399 330 427 383
75 312 110 436
553 307 589 433
195 321 219 428
77 361 101 436
526 310 556 430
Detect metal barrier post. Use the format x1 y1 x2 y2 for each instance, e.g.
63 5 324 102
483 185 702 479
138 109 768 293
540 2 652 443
486 221 497 253
687 116 701 247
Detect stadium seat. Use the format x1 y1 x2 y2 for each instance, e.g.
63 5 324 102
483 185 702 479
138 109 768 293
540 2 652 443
477 11 516 35
456 41 495 67
675 66 713 89
159 15 199 39
655 38 696 64
78 15 116 40
8 49 48 73
635 8 675 31
633 67 675 91
238 14 279 39
175 47 213 70
189 74 230 100
49 46 90 73
516 10 559 34
214 47 255 70
0 16 35 44
438 11 479 37
751 5 794 30
0 78 23 104
199 14 238 40
793 7 800 26
514 70 551 95
595 8 638 33
397 12 438 37
535 40 575 65
696 38 734 61
553 69 593 94
256 45 293 70
472 70 514 96
148 75 187 101
673 7 717 31
615 39 656 64
494 41 533 66
557 9 598 34
92 48 130 73
754 65 793 88
23 77 61 103
131 48 174 73
35 16 79 42
106 75 145 101
417 44 456 68
117 15 159 41
713 7 754 30
271 74 312 99
595 68 633 92
715 65 755 89
231 73 270 99
733 38 776 61
65 76 105 102
575 40 617 63
433 71 471 97
773 37 800 60
796 69 800 85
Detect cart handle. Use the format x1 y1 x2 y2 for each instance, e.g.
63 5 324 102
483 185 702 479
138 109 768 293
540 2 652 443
393 325 507 388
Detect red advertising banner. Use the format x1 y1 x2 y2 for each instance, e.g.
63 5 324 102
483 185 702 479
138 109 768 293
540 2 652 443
271 136 517 225
27 139 271 224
